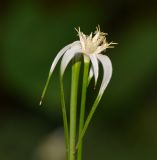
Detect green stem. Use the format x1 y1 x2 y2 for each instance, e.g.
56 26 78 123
60 75 69 160
77 56 90 160
76 94 101 149
70 59 81 160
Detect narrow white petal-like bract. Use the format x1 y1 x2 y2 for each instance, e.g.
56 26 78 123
40 41 80 105
89 54 99 86
88 66 94 85
60 43 82 76
50 44 71 73
50 41 80 73
96 54 112 96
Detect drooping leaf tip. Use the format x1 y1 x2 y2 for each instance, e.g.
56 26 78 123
39 99 43 106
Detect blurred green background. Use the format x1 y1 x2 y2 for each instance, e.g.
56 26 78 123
0 0 157 160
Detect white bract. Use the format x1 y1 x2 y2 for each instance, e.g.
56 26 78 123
40 26 116 105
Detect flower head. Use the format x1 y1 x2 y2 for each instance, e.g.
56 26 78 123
76 25 116 55
40 26 116 105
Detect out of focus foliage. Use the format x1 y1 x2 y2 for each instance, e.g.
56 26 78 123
0 0 157 160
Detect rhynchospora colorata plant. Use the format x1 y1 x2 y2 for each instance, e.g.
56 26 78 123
40 26 116 160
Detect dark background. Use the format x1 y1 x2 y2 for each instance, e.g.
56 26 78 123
0 0 157 160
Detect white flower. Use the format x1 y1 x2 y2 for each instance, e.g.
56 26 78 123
40 26 116 105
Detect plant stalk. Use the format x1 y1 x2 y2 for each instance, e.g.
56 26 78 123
76 94 101 149
77 56 90 160
60 75 69 160
69 59 81 160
